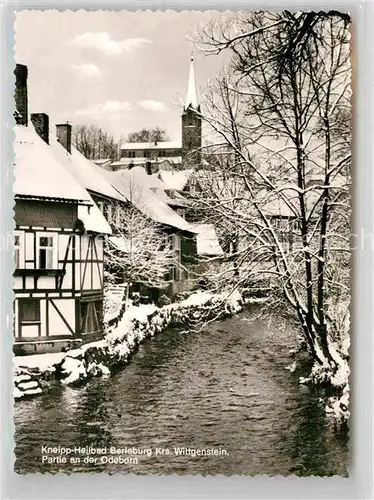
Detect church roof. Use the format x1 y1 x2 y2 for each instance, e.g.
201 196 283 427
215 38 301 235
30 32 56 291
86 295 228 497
185 53 199 109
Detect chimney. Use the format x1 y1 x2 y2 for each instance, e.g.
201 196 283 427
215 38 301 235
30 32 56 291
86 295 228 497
31 113 49 144
56 123 72 153
14 64 28 126
145 161 152 175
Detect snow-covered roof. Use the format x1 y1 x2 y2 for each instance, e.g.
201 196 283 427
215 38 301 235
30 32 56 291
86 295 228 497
262 192 297 218
190 224 224 256
108 235 132 254
93 158 112 166
50 138 126 203
14 124 111 235
78 199 111 235
110 161 128 167
138 171 167 190
156 157 182 165
109 236 134 253
118 157 183 166
14 125 91 203
120 141 181 151
150 188 186 208
118 158 147 166
159 169 193 191
103 167 197 233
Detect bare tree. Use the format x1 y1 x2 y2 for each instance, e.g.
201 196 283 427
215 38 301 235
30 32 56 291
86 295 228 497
104 180 177 308
126 127 170 144
193 12 351 375
73 124 120 160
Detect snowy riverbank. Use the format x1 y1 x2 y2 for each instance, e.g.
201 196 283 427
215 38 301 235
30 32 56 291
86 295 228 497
14 290 243 400
13 289 349 425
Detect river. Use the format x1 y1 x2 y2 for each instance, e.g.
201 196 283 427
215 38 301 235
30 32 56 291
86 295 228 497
14 307 348 476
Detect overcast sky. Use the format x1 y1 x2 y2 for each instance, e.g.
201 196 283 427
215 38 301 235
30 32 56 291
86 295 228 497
15 10 227 142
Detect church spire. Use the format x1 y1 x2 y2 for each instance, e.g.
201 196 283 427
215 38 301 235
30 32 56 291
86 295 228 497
185 50 199 110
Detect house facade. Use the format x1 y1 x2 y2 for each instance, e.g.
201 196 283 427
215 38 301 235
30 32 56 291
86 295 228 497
13 64 111 355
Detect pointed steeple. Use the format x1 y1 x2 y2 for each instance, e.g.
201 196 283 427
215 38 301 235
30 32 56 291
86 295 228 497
185 50 199 110
182 49 202 166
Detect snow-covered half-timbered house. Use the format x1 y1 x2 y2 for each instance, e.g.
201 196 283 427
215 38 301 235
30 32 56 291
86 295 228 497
13 124 111 355
13 65 111 355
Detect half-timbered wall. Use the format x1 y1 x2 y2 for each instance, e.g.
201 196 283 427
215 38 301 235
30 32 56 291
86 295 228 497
80 234 103 292
14 199 106 346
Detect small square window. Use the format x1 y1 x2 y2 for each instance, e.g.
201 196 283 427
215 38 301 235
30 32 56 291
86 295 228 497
19 298 40 323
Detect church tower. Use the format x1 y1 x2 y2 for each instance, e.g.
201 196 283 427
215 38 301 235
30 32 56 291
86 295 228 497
182 52 202 167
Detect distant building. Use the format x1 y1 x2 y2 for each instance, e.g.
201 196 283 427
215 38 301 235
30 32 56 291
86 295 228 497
119 54 202 172
119 141 182 171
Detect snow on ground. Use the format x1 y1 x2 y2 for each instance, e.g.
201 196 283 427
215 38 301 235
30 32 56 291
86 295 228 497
177 290 213 307
67 339 106 358
325 384 350 422
106 303 157 346
14 351 66 372
298 323 350 423
60 357 87 385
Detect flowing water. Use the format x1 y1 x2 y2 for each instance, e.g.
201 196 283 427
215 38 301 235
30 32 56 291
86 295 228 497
14 308 348 476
